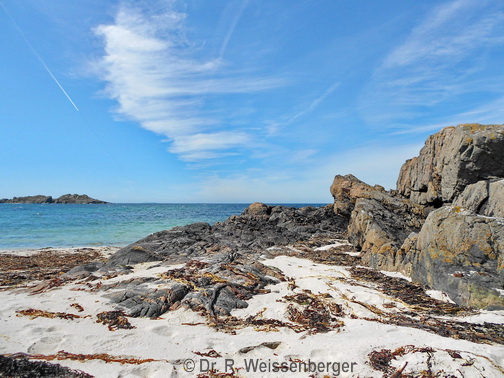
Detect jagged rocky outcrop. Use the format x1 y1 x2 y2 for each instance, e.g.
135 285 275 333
102 252 285 318
73 203 346 318
397 123 504 206
107 203 346 267
334 124 504 309
330 174 426 272
0 194 107 204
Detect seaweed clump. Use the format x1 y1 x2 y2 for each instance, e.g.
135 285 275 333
96 310 135 331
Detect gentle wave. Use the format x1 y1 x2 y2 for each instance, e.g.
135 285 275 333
0 203 324 250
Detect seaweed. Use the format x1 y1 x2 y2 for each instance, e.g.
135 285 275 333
6 351 157 365
193 350 222 358
349 267 471 316
367 345 504 377
16 309 84 321
96 311 135 331
196 369 241 378
70 303 84 312
343 294 504 344
282 291 344 334
0 249 105 289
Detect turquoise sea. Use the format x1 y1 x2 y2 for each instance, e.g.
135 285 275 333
0 203 324 250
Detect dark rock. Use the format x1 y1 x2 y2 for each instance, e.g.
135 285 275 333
54 194 107 204
102 252 285 318
0 194 107 204
0 195 53 204
239 341 281 354
64 262 104 278
106 204 346 267
0 354 93 377
105 284 190 318
397 124 504 206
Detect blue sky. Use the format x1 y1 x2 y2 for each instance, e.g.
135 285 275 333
1 0 503 203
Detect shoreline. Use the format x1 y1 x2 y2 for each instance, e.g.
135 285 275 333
0 246 122 257
0 241 503 377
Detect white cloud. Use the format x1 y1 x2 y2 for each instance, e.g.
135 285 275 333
392 95 504 135
383 0 479 68
94 2 281 161
168 131 251 162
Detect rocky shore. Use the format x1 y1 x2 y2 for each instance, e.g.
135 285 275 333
0 124 503 377
0 194 108 204
331 123 504 310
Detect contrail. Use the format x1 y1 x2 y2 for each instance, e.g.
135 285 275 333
0 2 79 111
219 0 249 60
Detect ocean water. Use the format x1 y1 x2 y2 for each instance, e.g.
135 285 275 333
0 203 324 250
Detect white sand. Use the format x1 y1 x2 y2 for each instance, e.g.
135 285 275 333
0 249 503 377
0 246 121 258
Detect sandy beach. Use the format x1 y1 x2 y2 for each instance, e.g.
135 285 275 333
0 243 503 377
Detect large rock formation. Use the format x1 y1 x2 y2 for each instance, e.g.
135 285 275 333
406 206 504 309
77 203 346 318
334 124 504 309
330 174 425 272
0 195 54 204
0 194 107 204
107 203 346 267
397 124 504 206
54 194 108 204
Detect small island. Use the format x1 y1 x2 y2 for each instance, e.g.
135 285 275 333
0 194 108 204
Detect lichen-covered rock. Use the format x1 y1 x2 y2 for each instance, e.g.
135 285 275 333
329 174 426 273
454 179 504 218
330 174 387 216
397 124 504 206
349 195 425 272
408 206 504 309
243 202 271 216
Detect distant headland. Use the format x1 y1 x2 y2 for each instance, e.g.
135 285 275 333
0 194 108 204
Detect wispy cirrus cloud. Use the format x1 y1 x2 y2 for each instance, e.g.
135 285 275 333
267 81 339 135
359 0 504 131
392 95 504 135
94 2 281 162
